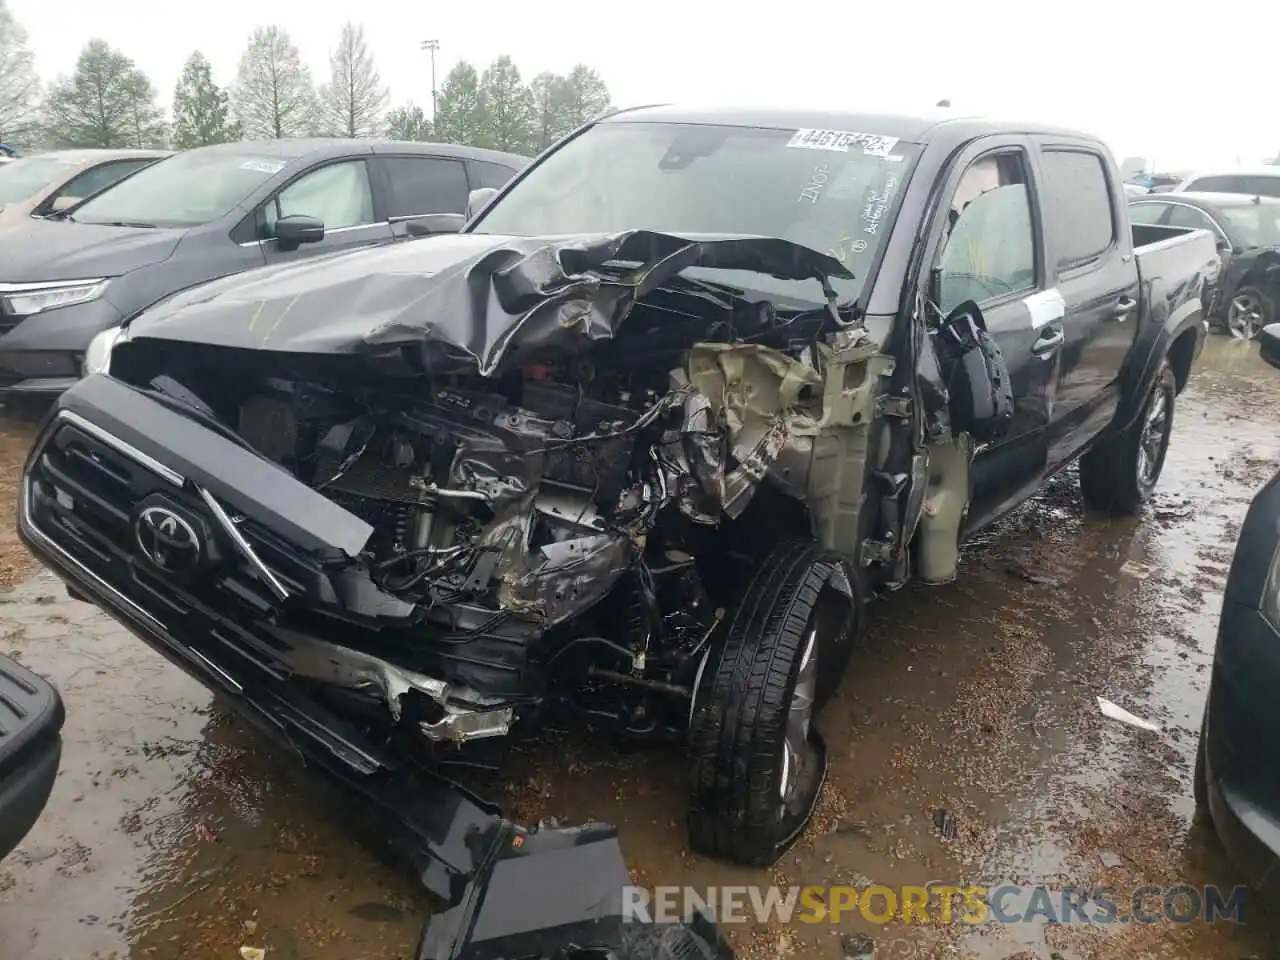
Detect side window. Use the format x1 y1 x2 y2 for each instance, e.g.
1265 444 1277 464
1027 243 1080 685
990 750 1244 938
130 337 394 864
1039 149 1116 270
1244 177 1280 199
1164 204 1222 239
262 160 374 236
936 151 1037 314
1127 203 1169 226
53 159 152 205
383 157 469 218
471 160 518 190
1186 175 1244 194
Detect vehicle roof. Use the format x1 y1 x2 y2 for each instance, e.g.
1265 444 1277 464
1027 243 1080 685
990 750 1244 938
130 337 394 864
21 148 172 163
1139 191 1280 208
599 104 1105 147
183 138 529 166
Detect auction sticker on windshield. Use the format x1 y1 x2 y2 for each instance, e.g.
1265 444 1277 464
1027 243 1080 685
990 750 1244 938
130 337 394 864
241 159 287 174
787 129 900 157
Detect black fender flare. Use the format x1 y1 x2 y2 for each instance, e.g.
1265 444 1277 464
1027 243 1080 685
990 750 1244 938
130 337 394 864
1108 274 1205 437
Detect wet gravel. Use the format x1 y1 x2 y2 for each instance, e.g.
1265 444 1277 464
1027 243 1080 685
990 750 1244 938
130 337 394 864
1 335 1278 959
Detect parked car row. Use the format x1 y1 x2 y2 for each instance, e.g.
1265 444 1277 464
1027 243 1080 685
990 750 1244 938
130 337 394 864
0 139 529 394
1130 191 1280 338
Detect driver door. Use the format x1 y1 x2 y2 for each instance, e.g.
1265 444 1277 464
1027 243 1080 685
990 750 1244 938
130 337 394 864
259 159 392 263
927 138 1056 533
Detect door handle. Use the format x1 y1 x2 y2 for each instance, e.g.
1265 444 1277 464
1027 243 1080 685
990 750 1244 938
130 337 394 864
1113 296 1138 322
1031 326 1065 356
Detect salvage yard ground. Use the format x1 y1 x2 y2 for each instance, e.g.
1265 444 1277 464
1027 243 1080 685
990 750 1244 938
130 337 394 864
1 336 1279 960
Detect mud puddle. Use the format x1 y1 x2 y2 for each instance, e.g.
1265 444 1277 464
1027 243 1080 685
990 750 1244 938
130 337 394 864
1 336 1278 960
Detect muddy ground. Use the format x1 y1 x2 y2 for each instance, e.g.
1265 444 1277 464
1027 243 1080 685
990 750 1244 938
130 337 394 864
0 336 1277 960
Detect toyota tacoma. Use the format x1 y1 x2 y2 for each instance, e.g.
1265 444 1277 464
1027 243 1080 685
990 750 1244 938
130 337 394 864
19 107 1217 958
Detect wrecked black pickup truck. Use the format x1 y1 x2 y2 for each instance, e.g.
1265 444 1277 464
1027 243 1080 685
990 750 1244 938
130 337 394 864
19 107 1217 957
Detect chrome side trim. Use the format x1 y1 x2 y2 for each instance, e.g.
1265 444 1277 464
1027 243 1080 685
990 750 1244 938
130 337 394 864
188 648 244 693
198 486 289 602
57 409 185 487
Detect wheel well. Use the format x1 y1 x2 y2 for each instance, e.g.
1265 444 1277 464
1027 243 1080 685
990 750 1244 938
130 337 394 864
1167 328 1198 394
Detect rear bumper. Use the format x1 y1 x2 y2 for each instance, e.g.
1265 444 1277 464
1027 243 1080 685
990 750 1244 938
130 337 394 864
0 654 64 861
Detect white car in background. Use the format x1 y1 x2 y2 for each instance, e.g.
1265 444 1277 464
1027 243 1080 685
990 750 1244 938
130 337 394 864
1173 167 1280 198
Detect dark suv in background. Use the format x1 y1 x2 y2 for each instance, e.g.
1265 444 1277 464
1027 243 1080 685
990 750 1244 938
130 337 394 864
0 139 528 395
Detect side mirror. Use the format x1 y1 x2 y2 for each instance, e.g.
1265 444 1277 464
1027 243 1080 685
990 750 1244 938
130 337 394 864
465 187 498 221
51 195 81 214
274 214 325 251
405 213 465 237
1216 236 1231 254
1260 323 1280 370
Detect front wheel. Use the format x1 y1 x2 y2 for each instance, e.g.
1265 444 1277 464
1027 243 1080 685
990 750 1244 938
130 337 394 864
1079 360 1177 516
685 541 862 866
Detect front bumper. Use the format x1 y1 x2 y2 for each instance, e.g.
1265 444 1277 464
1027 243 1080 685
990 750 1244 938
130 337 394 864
18 374 732 957
0 654 64 860
0 295 122 393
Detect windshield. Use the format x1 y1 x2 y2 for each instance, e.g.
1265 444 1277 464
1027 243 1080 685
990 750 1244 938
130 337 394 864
0 156 81 206
1216 200 1280 248
470 120 920 305
71 150 291 228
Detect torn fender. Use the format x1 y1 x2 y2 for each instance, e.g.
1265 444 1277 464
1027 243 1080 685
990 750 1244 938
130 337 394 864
121 229 852 378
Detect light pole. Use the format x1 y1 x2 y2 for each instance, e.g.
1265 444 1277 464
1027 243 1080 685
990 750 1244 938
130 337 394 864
420 39 440 122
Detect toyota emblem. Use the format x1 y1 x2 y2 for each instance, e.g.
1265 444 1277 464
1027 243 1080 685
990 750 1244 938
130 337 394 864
134 506 202 573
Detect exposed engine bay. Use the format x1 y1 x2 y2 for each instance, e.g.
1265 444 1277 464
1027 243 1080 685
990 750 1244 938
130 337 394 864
103 230 904 749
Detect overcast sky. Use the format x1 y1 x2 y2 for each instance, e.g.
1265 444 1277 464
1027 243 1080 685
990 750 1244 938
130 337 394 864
10 0 1277 171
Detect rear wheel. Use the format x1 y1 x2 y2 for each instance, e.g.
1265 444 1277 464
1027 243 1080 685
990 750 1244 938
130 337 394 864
685 541 862 866
1193 712 1212 827
1079 360 1176 516
1227 286 1274 340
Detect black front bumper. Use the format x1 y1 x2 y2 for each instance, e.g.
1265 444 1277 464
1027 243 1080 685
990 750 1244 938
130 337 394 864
0 653 64 861
17 374 732 958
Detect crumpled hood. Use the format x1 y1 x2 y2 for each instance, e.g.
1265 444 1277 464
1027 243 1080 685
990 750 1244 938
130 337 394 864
0 218 183 281
124 230 852 376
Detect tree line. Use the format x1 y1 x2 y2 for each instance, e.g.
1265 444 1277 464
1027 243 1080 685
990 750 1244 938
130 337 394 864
0 2 611 155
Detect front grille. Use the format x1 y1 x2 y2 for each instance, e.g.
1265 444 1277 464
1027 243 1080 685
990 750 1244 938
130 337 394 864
24 413 320 669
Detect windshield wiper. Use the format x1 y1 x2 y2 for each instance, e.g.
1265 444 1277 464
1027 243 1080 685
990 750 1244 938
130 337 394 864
94 220 157 229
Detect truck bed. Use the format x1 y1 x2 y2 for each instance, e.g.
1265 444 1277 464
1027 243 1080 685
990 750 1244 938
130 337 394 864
1133 223 1221 317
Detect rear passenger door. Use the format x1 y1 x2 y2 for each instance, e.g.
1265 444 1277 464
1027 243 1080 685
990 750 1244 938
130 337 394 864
258 158 392 264
1031 144 1140 472
376 155 471 239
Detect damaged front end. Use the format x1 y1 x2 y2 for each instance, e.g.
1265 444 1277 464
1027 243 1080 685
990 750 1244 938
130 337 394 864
22 229 897 956
92 229 884 744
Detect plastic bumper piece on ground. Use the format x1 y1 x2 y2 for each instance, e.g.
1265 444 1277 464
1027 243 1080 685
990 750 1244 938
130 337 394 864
0 654 65 860
419 822 735 959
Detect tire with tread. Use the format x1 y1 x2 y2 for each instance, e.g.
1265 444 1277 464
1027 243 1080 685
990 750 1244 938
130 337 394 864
685 540 861 866
1079 360 1177 516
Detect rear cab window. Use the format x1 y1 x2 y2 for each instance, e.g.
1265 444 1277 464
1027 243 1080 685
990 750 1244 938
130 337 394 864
1037 149 1116 271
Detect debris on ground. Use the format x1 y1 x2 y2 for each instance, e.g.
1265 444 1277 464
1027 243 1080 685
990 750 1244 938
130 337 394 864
841 932 875 959
1096 697 1162 733
239 947 266 960
933 808 959 840
1099 851 1125 869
